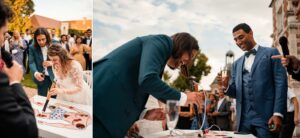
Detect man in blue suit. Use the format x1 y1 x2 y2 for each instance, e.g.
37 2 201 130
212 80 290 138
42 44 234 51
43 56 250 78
219 23 287 137
94 32 203 137
29 27 54 97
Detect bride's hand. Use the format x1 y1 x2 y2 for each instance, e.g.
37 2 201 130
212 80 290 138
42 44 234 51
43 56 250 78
49 88 64 96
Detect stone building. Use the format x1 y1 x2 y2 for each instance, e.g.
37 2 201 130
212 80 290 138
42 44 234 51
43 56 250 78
30 14 92 35
269 0 300 94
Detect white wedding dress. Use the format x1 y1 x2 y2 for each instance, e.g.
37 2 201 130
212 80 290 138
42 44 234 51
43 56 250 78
53 60 92 105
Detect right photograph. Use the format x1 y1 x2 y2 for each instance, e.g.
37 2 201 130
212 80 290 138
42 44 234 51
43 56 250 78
94 0 300 138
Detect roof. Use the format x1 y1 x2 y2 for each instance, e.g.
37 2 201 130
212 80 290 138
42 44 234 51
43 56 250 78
30 14 61 29
65 19 92 31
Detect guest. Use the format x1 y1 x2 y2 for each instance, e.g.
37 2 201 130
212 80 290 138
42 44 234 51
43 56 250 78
206 93 217 127
82 29 92 70
273 54 300 81
93 32 203 137
208 91 231 131
48 44 91 105
60 34 70 52
50 29 59 43
70 37 90 70
29 27 54 96
279 88 300 138
10 30 27 73
0 1 37 137
219 23 287 137
68 33 75 48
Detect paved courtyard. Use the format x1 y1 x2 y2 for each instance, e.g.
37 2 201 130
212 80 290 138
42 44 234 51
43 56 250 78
24 87 37 98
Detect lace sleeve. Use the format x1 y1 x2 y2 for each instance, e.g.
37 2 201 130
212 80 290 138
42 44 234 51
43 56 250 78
63 61 83 94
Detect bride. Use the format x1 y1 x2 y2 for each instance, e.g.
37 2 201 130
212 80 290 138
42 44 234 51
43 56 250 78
47 44 91 105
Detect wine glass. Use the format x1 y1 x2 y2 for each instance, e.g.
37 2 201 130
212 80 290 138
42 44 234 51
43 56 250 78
221 67 228 90
165 100 179 137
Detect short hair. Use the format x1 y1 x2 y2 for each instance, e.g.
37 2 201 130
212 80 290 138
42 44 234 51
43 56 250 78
232 23 252 33
33 27 51 47
0 1 13 28
171 32 199 59
86 29 92 32
60 34 67 39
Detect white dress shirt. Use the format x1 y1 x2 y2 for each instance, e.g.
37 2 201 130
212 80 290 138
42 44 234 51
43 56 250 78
287 88 296 112
217 97 225 111
244 44 258 72
34 46 49 77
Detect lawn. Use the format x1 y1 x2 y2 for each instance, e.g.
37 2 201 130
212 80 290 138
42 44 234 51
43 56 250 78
21 71 37 89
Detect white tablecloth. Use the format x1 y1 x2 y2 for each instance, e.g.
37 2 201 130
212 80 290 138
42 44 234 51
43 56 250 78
144 130 256 138
31 95 92 138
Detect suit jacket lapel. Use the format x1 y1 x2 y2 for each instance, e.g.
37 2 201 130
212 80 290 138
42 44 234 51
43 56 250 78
36 46 43 63
218 99 226 112
251 46 264 76
237 57 244 96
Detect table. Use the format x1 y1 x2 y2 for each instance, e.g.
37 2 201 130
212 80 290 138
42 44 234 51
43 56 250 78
144 130 256 138
31 95 92 138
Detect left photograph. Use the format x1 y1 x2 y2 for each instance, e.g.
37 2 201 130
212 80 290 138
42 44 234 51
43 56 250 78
0 0 92 137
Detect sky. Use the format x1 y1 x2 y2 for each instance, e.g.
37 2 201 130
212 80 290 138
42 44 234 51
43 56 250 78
93 0 274 90
32 0 92 21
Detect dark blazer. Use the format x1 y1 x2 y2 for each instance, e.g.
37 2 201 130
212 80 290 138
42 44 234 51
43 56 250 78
291 71 300 81
93 35 181 137
28 44 54 84
214 98 231 130
82 37 92 46
226 46 287 131
0 72 38 137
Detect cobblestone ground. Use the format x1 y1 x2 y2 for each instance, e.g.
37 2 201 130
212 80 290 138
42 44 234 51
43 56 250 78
23 87 37 98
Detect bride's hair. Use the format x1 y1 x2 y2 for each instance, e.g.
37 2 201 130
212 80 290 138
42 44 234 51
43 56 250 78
48 43 73 76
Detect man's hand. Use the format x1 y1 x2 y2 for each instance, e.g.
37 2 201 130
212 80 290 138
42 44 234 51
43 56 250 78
34 72 45 81
144 108 165 120
272 55 300 70
268 115 282 133
3 60 23 82
185 92 202 108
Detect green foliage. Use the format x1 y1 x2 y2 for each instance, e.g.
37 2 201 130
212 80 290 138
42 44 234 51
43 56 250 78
5 0 34 32
68 29 85 36
171 52 211 91
21 71 37 89
163 71 171 84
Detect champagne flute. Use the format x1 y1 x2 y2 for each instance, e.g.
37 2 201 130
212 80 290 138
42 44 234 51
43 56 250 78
166 100 179 137
221 67 228 90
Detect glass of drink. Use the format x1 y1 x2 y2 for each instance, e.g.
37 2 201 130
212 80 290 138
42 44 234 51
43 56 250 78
166 100 179 137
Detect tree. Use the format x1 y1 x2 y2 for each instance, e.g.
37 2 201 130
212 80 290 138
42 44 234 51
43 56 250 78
162 71 171 84
171 52 211 91
5 0 34 32
68 29 85 36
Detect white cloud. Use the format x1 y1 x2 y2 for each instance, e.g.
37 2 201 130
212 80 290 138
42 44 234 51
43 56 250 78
93 0 273 90
32 0 92 21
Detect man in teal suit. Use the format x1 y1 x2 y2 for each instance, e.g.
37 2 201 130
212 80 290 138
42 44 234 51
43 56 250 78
94 32 203 137
220 23 287 137
29 27 54 97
